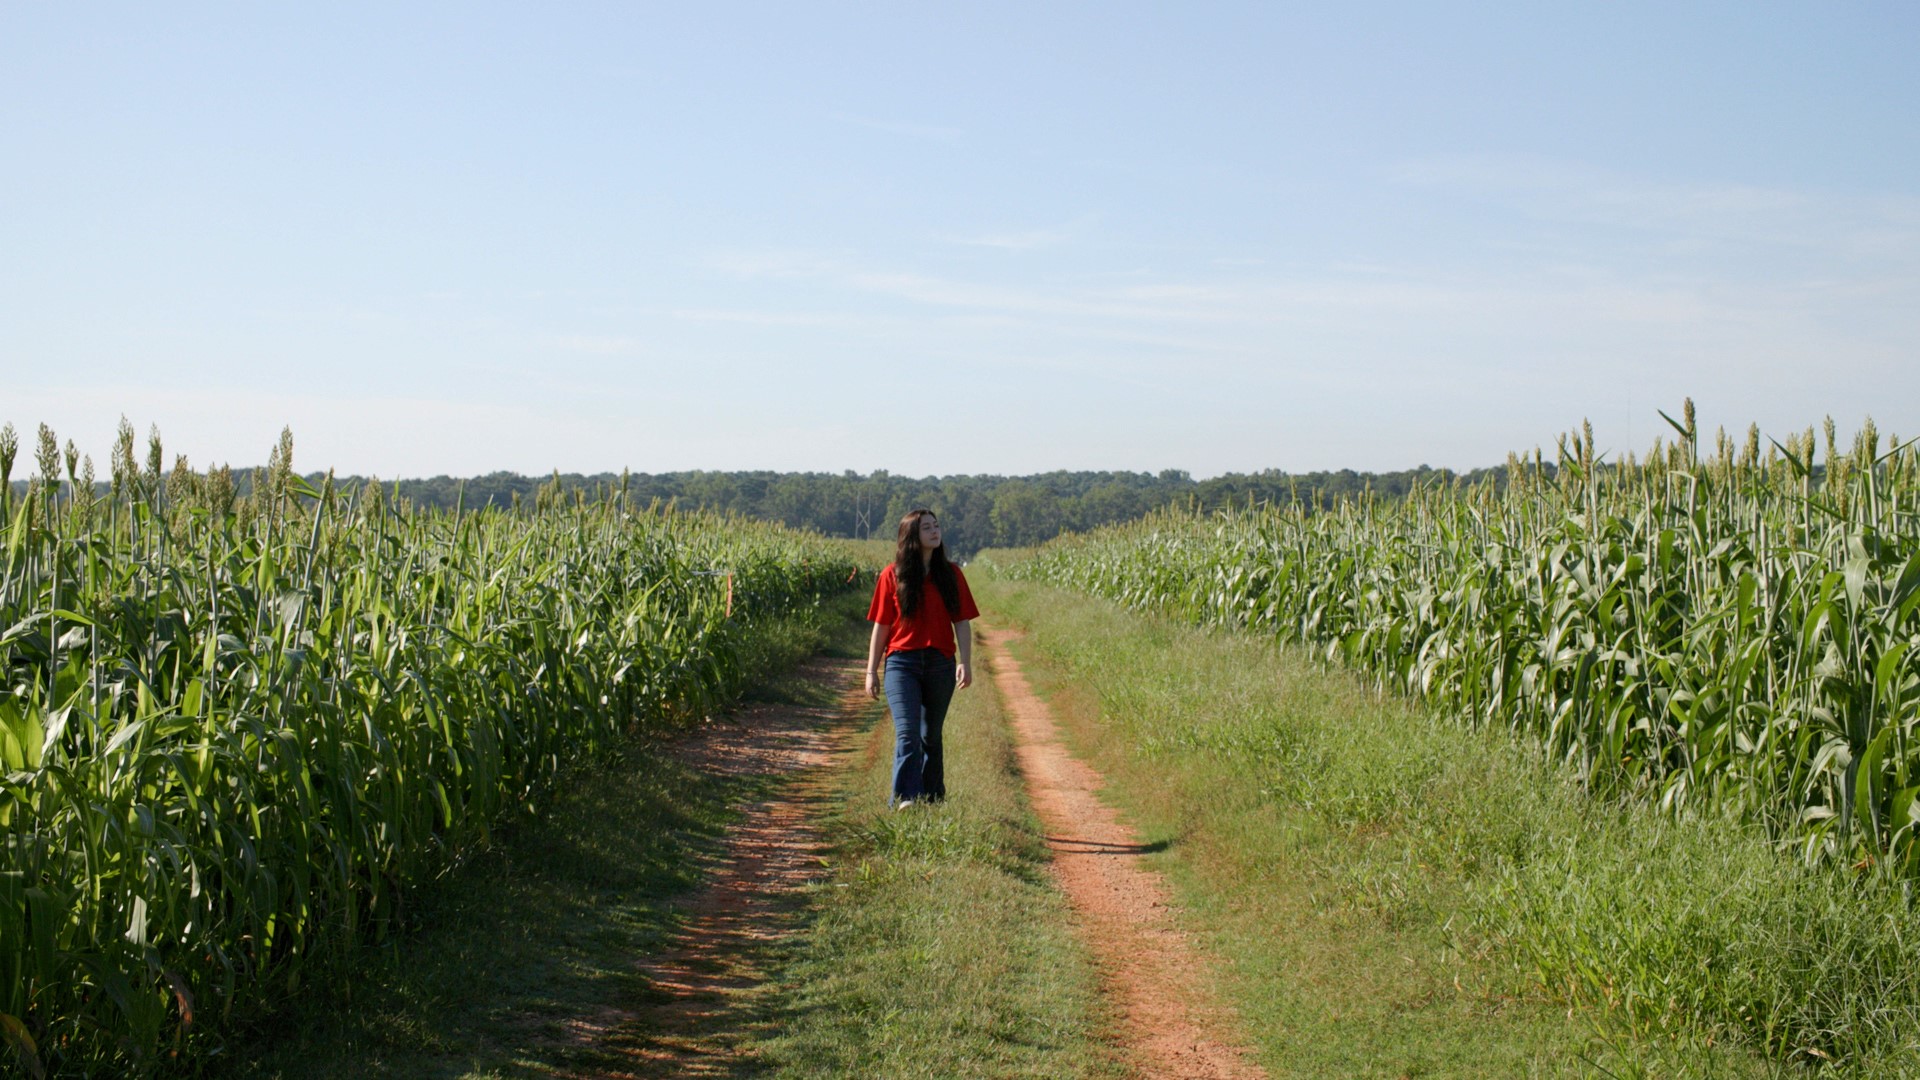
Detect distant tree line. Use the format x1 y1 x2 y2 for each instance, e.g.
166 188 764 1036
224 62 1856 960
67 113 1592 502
0 419 1509 555
310 464 1505 556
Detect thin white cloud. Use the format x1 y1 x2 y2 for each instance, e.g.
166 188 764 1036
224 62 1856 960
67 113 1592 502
704 249 844 279
828 111 962 144
936 228 1065 251
666 307 883 328
547 334 651 356
695 239 1920 406
711 249 1737 331
1393 153 1920 264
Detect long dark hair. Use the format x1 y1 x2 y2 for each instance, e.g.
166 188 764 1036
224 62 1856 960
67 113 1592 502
895 508 961 618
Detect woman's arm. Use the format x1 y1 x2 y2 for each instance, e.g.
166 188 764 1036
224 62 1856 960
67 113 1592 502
865 621 888 699
954 620 972 690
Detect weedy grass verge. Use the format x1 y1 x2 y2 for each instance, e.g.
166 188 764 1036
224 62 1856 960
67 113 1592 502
981 576 1825 1079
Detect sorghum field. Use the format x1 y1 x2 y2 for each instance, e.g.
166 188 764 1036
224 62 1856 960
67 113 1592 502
1016 404 1920 867
0 422 862 1076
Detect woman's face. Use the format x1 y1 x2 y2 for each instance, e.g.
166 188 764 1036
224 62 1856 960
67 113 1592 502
917 515 942 551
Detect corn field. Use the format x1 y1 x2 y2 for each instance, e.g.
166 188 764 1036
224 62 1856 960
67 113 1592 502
0 422 863 1076
1012 405 1920 873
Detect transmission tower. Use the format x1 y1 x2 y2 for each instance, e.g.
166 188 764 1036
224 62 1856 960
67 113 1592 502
853 490 873 541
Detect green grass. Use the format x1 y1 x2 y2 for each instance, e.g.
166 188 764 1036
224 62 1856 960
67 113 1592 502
740 636 1121 1079
980 574 1802 1079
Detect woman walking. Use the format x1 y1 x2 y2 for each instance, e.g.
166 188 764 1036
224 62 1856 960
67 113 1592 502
866 508 980 808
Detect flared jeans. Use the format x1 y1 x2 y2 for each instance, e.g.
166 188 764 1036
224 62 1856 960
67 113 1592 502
884 647 956 803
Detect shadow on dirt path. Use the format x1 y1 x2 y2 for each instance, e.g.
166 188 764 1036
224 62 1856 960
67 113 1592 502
985 627 1268 1080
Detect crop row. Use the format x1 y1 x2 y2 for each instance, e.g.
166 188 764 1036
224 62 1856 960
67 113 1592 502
1010 406 1920 872
0 423 863 1075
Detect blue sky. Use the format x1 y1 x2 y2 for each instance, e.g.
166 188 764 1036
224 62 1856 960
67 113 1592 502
4 3 1916 478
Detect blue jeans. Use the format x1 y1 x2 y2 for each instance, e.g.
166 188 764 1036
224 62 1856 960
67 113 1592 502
885 648 956 802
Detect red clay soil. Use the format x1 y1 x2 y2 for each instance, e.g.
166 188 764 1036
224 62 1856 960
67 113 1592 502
988 628 1269 1080
557 655 870 1078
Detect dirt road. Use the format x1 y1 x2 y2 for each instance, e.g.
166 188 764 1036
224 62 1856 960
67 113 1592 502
561 633 1264 1078
987 628 1268 1080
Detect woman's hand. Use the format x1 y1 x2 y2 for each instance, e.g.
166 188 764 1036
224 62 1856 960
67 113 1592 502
865 621 888 700
954 621 973 690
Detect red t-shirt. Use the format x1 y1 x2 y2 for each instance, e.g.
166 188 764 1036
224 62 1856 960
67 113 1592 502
867 562 980 658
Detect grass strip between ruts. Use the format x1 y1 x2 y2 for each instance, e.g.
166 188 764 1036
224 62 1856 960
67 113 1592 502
981 575 1806 1080
738 624 1121 1079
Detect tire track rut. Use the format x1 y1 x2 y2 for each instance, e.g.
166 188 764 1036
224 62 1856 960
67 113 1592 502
987 628 1267 1080
559 655 869 1078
